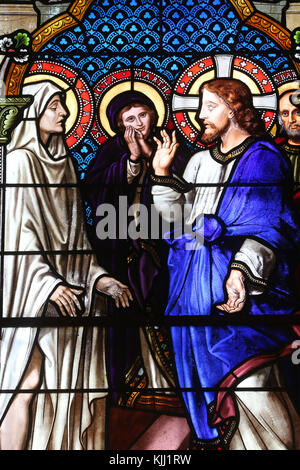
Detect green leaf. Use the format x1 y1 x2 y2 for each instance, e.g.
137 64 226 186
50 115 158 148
13 32 30 49
294 30 300 45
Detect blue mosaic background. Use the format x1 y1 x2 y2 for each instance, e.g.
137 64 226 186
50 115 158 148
37 0 294 178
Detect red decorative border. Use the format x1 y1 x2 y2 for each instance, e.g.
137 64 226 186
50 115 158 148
173 55 276 147
28 61 94 149
91 68 171 145
173 57 214 147
233 56 274 94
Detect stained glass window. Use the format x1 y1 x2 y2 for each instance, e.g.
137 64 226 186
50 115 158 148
0 0 300 459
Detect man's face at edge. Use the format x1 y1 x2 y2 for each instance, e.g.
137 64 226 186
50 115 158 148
197 88 232 144
279 92 300 143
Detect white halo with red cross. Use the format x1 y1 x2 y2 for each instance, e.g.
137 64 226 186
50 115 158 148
172 54 277 147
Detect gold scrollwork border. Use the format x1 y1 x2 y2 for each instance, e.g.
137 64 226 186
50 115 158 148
6 0 299 95
32 14 77 53
6 0 93 95
6 64 28 96
246 12 291 50
70 0 94 21
229 0 253 20
228 1 297 76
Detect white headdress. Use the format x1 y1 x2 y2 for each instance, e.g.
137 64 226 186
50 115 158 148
7 80 68 162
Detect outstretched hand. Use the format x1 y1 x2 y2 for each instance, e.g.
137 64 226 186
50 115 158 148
152 130 179 176
217 269 246 314
96 276 133 309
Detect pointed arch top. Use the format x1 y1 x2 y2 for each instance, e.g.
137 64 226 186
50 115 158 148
6 0 93 94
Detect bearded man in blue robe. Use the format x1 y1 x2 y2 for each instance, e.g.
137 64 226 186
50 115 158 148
151 78 300 450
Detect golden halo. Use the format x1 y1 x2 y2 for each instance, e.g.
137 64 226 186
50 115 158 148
99 80 167 137
24 74 78 133
277 80 300 97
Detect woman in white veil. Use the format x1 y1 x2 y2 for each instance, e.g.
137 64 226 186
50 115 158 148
0 80 132 450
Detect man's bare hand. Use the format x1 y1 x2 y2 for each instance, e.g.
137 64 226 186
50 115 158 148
96 276 133 308
49 285 84 317
217 269 246 313
152 130 179 176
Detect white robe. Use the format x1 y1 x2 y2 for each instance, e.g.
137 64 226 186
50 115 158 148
1 81 108 449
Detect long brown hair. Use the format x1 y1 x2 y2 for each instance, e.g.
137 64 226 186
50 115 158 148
200 79 266 137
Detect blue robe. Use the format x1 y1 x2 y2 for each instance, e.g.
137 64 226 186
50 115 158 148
164 139 300 446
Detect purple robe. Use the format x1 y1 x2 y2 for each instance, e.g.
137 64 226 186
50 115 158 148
82 130 191 405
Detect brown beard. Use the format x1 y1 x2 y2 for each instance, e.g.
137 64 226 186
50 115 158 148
200 119 230 144
200 123 221 144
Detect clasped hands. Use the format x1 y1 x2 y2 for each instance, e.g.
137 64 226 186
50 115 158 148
49 276 133 317
124 126 152 161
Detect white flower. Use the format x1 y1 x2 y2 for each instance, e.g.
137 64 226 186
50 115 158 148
0 37 13 53
14 54 29 63
13 48 29 63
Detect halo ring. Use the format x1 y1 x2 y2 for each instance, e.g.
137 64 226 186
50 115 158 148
24 74 78 133
92 69 171 144
24 61 94 149
172 54 277 147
